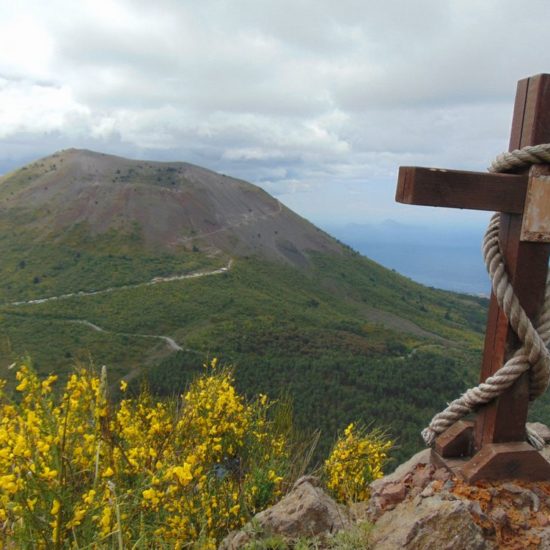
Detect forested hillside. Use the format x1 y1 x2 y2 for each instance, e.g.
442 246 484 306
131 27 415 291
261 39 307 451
0 149 521 462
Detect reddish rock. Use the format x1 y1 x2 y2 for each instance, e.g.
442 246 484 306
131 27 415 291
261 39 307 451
378 482 408 509
370 449 431 493
219 478 350 549
411 465 433 489
501 482 539 510
468 500 483 516
433 467 452 482
536 511 550 527
370 495 492 549
420 485 435 498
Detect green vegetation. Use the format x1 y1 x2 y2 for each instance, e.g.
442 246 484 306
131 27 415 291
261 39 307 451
324 422 392 502
3 149 549 470
0 240 490 463
0 362 290 547
0 361 387 548
240 520 374 549
0 221 220 303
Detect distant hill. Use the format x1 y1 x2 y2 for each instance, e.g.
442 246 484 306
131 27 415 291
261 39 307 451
0 148 340 267
0 149 519 462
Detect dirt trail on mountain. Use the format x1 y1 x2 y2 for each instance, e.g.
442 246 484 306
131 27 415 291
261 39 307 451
71 320 184 352
8 260 233 307
7 260 233 354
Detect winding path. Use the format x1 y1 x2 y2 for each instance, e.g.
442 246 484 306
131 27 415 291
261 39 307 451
6 259 234 353
4 198 280 354
8 259 233 307
175 200 283 245
70 319 184 352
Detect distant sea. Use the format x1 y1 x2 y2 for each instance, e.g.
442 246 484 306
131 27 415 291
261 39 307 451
322 220 492 296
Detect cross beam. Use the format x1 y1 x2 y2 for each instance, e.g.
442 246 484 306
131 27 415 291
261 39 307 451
395 73 550 482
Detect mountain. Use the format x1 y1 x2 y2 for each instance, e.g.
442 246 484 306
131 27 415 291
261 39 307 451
0 148 340 267
0 149 511 462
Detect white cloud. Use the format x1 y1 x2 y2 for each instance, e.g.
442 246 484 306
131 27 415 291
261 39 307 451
0 0 548 224
0 14 54 81
0 79 90 137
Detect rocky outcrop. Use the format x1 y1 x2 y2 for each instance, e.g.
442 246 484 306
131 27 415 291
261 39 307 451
370 495 491 549
367 445 550 549
220 424 550 549
220 476 350 549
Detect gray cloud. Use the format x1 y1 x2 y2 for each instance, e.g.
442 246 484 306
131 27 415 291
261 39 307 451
0 0 548 225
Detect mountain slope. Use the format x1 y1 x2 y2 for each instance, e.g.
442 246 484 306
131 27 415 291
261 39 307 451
0 148 340 267
0 149 497 462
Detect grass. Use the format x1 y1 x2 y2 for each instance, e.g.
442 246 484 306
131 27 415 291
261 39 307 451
0 221 221 303
240 520 374 549
0 363 294 548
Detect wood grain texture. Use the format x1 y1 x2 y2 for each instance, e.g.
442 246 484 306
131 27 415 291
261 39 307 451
396 167 527 213
461 442 550 482
393 74 550 480
509 74 550 149
434 420 474 458
474 75 550 451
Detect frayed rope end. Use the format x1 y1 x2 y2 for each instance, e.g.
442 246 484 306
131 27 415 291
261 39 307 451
421 427 436 447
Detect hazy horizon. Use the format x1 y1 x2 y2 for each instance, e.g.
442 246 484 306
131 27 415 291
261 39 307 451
319 218 492 295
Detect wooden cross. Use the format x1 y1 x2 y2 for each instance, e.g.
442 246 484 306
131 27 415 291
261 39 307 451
395 73 550 482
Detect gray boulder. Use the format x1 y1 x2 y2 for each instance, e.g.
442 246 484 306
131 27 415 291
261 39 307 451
370 494 494 549
220 476 350 549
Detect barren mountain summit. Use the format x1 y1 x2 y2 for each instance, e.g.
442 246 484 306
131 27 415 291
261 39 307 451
0 148 341 266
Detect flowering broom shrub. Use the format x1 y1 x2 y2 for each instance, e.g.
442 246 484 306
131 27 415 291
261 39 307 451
0 359 393 548
324 422 393 503
0 359 287 549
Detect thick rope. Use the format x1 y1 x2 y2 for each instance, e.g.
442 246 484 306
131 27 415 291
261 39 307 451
422 144 550 448
489 143 550 173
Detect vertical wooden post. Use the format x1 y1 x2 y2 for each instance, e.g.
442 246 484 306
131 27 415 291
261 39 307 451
475 74 550 449
395 74 550 481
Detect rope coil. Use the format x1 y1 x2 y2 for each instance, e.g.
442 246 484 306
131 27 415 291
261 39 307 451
489 143 550 173
422 143 550 449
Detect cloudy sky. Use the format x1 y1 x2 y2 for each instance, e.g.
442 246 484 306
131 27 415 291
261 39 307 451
1 0 548 228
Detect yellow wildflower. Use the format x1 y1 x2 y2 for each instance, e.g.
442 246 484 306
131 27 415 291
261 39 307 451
172 463 193 486
99 506 112 537
26 497 37 511
50 499 60 516
325 423 392 503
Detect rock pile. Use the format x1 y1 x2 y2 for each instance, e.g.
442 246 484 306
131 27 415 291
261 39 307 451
220 423 550 549
220 476 350 549
367 449 550 549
